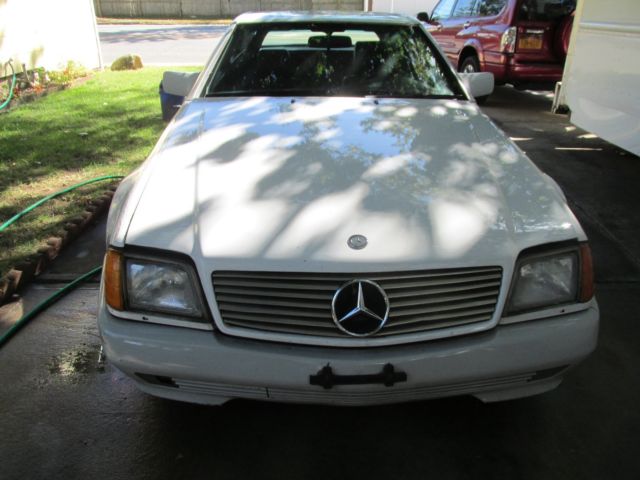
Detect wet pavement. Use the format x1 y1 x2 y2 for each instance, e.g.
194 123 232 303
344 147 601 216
2 87 640 480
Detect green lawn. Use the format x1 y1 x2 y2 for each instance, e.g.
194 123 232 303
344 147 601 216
0 66 198 277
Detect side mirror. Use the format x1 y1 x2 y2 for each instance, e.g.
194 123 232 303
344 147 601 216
417 11 430 22
162 71 200 97
460 72 494 100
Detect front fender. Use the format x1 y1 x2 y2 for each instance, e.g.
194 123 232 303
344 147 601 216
461 38 485 66
106 169 142 247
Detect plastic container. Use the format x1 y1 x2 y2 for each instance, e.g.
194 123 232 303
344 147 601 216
159 82 184 121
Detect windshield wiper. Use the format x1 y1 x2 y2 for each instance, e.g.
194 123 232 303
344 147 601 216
205 89 463 100
365 91 459 100
206 88 319 97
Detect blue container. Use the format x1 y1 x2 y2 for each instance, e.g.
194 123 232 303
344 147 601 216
159 82 184 121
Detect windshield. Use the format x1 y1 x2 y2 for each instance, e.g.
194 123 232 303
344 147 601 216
205 23 464 99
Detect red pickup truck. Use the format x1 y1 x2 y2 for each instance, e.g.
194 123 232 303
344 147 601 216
420 0 575 89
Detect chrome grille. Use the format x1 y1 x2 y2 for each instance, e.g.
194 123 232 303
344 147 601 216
212 267 502 338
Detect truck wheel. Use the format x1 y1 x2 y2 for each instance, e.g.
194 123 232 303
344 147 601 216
460 56 489 105
460 55 481 74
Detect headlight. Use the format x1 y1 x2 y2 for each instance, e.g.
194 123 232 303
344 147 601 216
126 259 203 317
104 250 207 322
506 244 594 314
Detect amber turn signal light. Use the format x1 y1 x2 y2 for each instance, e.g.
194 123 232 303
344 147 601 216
104 249 124 310
579 244 595 303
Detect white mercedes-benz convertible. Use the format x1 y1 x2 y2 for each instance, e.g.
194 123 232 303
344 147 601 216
99 12 598 405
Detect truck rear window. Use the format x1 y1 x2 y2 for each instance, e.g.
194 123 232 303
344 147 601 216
518 0 576 22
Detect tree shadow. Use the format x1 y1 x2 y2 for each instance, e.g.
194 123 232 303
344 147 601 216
0 78 165 204
99 25 228 44
0 69 170 278
127 95 569 274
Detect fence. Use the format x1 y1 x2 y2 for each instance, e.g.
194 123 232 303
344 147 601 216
94 0 365 18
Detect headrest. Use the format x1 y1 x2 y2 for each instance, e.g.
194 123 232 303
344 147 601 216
355 41 380 56
308 35 353 49
257 49 290 63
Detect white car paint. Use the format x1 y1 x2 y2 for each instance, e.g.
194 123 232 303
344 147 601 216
99 301 598 405
111 95 585 348
125 97 582 267
99 12 598 405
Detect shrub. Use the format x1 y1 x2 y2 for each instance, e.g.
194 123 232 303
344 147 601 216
48 61 88 85
110 55 144 71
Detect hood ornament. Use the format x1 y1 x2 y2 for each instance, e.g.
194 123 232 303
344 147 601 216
348 234 367 250
331 280 390 337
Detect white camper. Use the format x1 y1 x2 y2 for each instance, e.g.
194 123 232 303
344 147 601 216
556 0 640 156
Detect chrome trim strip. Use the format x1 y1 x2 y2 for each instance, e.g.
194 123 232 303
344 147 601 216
107 306 213 331
499 300 595 325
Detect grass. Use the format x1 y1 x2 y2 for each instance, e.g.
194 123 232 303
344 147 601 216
0 66 199 277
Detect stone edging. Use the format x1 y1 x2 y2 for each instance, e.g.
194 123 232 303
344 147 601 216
0 186 117 306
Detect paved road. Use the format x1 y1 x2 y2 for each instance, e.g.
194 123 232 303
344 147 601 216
98 24 228 66
2 88 640 479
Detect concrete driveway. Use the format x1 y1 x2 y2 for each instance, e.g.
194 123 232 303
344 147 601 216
1 88 640 480
98 24 228 66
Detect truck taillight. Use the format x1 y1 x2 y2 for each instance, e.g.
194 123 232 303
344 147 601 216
501 26 517 53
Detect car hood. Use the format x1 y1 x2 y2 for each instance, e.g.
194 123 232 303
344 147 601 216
122 97 583 271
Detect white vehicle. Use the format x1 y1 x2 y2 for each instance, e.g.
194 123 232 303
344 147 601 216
99 12 598 406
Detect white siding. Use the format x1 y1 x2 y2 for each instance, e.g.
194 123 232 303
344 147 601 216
371 0 438 16
0 0 102 76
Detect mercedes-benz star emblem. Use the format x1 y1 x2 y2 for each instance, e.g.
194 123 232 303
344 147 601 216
347 234 367 250
332 280 390 337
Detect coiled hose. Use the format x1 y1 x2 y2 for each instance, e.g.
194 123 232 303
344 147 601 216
0 60 16 111
0 175 124 347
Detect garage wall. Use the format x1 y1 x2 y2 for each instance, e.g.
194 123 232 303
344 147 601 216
370 0 438 16
94 0 365 18
0 0 102 76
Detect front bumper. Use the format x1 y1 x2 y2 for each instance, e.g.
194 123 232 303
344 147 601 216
98 304 599 406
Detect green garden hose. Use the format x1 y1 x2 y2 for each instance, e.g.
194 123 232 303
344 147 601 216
0 174 124 348
0 174 124 233
0 60 16 111
0 265 102 348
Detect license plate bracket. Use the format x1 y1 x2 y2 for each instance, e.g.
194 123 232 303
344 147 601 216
309 363 408 389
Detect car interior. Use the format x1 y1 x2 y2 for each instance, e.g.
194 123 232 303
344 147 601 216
206 25 461 98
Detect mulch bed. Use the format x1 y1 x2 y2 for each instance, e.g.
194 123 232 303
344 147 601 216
0 75 92 113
